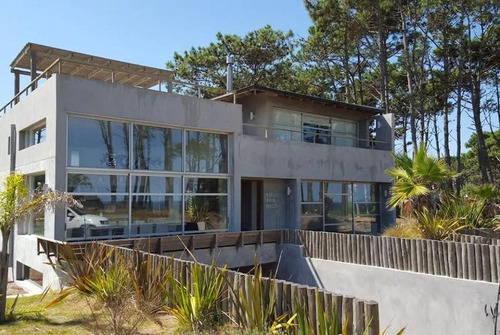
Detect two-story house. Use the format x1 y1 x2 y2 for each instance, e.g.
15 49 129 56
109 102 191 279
0 43 395 288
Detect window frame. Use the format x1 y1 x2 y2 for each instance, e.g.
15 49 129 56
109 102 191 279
65 113 231 241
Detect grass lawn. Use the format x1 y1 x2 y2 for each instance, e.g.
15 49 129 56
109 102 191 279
0 292 174 334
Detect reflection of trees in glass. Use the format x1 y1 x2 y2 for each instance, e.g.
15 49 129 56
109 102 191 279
67 174 92 193
186 132 227 173
99 121 118 204
134 125 182 172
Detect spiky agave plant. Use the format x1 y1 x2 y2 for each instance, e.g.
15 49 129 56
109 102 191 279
166 260 226 332
414 208 464 240
231 259 296 333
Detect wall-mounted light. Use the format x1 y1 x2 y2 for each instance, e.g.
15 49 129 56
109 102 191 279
287 186 292 196
250 111 255 120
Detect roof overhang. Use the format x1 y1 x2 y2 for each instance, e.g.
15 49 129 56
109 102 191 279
213 85 382 116
11 43 175 89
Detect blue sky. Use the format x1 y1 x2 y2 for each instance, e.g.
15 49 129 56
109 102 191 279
0 1 491 154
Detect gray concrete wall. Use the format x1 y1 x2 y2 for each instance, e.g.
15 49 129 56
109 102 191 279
237 136 393 183
278 244 498 335
54 74 244 236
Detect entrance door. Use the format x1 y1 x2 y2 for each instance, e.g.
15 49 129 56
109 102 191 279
241 180 263 231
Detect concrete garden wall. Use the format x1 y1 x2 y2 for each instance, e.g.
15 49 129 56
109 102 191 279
278 244 499 335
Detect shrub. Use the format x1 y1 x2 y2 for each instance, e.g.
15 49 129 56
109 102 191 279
383 221 423 239
46 244 159 335
414 208 464 240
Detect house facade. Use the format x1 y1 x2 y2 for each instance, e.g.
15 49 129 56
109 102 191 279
0 43 395 287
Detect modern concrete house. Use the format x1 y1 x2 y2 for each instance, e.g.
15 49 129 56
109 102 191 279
0 43 395 287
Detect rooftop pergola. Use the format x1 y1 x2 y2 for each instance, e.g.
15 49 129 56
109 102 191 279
10 43 175 94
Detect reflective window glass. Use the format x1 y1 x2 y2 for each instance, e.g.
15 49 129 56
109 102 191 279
131 176 182 194
184 195 228 231
131 195 182 235
270 109 301 141
68 117 129 169
133 125 182 171
302 115 331 144
66 195 129 239
68 173 129 193
185 131 228 173
301 181 323 202
185 178 227 194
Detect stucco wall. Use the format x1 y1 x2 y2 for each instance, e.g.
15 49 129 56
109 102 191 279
237 136 393 183
278 244 498 335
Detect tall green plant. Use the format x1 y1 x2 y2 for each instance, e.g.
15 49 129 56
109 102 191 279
0 173 77 322
231 261 294 332
386 145 456 211
166 260 226 332
414 208 464 240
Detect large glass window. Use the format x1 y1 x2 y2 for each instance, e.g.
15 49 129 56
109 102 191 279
353 183 379 233
332 119 357 147
132 176 182 194
269 109 358 148
66 116 231 240
324 182 353 233
300 180 380 234
302 115 331 144
68 173 129 193
68 116 130 169
300 181 323 231
131 195 182 235
184 195 228 231
270 109 301 141
185 131 228 173
133 125 182 171
66 195 129 239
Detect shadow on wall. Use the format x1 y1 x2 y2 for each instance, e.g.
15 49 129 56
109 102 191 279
276 244 321 287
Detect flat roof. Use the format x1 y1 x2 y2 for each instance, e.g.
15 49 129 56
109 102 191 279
213 85 382 115
11 43 175 89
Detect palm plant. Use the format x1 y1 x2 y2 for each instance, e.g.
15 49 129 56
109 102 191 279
386 145 456 212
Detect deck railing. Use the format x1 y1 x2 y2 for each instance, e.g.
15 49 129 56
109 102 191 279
242 123 391 151
37 235 381 334
1 57 233 116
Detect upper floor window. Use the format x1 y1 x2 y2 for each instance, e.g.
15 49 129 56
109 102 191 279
67 115 229 174
185 131 228 174
19 120 46 150
269 108 358 147
133 124 182 171
68 116 130 169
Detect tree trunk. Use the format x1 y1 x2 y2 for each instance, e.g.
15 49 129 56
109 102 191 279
401 11 418 155
456 5 465 196
471 76 492 183
0 229 11 323
433 113 440 159
442 37 451 168
377 3 389 113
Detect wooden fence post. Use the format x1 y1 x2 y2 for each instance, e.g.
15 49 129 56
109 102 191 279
364 301 380 335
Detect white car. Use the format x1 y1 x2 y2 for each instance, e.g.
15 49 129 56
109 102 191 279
66 207 109 230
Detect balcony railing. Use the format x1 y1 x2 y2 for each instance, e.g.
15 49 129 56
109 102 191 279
242 122 392 151
1 58 233 116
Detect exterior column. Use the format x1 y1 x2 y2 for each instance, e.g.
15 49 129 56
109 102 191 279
14 72 20 103
9 124 16 173
30 51 37 90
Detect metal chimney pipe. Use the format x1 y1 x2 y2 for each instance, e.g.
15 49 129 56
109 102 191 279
226 55 234 91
